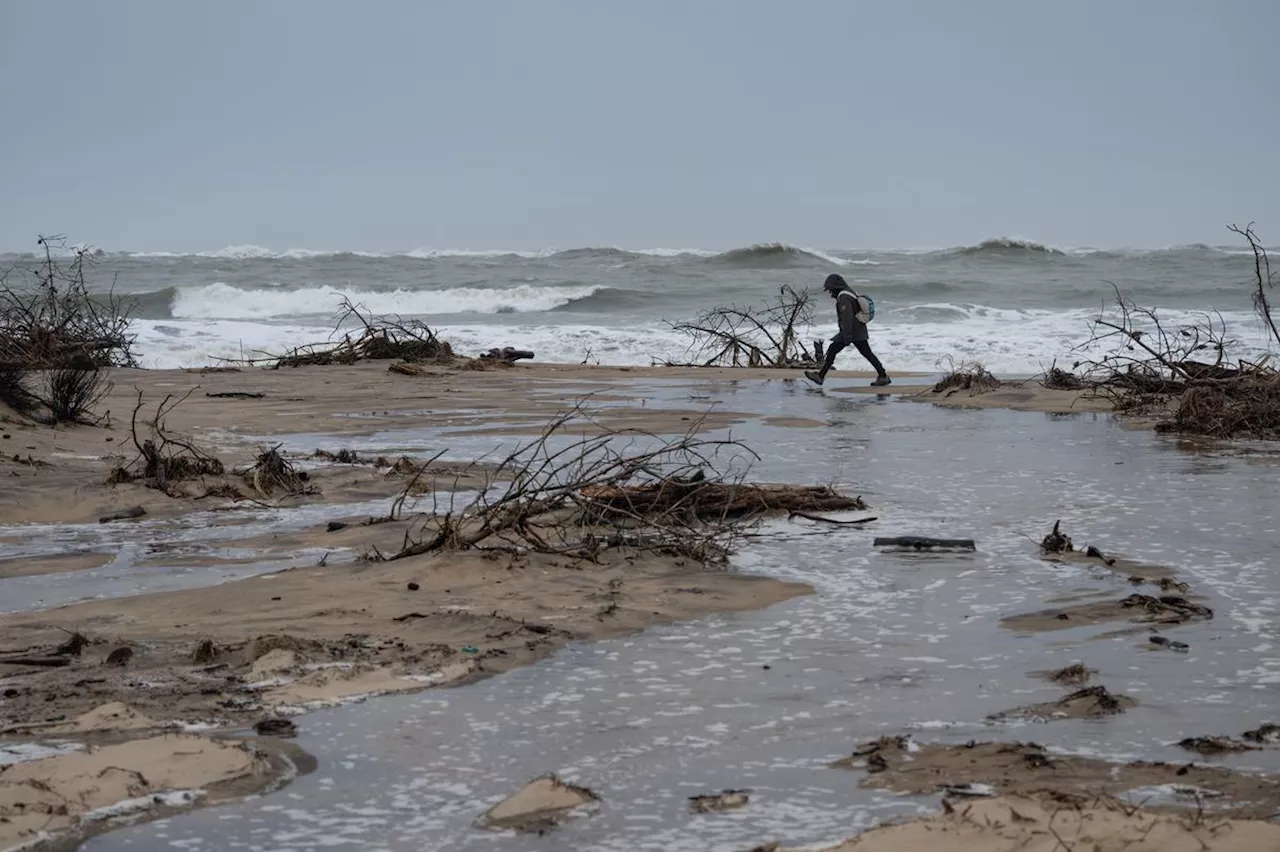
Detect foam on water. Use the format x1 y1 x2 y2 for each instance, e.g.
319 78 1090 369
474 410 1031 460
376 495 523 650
130 301 1276 374
169 282 607 320
8 235 1277 376
81 384 1280 852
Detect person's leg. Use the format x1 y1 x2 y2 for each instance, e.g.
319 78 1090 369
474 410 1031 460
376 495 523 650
853 340 890 384
806 336 848 384
819 336 848 377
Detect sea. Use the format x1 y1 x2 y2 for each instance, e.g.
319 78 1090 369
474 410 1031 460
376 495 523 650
2 238 1275 374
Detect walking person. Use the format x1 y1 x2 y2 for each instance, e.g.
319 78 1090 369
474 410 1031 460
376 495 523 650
805 273 891 387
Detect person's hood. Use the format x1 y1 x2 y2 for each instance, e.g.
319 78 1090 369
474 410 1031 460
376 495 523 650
823 273 853 295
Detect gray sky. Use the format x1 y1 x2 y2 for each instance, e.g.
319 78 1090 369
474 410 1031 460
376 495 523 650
2 0 1277 252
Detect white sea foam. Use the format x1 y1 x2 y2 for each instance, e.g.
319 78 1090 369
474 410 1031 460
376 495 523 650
794 246 851 266
128 245 725 260
169 282 606 320
405 247 557 259
0 741 84 766
196 244 277 260
131 301 1278 374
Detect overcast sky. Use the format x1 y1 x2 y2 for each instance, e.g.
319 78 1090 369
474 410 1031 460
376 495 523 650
1 0 1276 253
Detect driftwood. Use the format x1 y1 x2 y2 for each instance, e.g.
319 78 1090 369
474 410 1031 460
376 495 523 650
0 656 70 668
99 505 146 523
579 479 865 522
874 536 977 550
1041 520 1072 553
388 362 438 377
480 346 535 363
206 391 265 399
1085 545 1116 566
788 510 877 525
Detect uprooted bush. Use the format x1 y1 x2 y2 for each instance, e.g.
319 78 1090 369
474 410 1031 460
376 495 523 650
107 390 226 496
366 404 866 564
659 285 821 369
239 445 317 498
932 357 1001 395
1162 373 1280 439
1065 223 1280 439
0 236 135 423
222 296 453 369
0 236 138 369
1038 360 1089 391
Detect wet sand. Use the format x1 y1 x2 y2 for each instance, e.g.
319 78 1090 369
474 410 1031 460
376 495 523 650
790 793 1280 851
4 359 1280 850
2 361 838 848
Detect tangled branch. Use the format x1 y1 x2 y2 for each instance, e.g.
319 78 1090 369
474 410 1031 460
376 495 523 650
1228 221 1279 348
660 285 820 368
1044 225 1280 439
932 356 1001 396
220 296 453 369
371 404 865 564
0 235 137 370
107 389 226 496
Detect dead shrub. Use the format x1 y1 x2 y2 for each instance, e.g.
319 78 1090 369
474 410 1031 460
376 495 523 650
933 357 1001 394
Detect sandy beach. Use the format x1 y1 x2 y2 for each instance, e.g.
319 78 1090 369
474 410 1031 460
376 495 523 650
1 360 849 849
3 358 1280 851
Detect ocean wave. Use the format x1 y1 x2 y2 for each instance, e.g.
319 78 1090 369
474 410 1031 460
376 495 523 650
405 248 557 260
107 243 849 265
948 237 1067 257
711 243 850 267
162 282 609 320
6 240 1268 266
121 245 724 262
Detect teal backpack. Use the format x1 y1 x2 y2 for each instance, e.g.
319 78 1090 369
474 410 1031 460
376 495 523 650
851 292 876 323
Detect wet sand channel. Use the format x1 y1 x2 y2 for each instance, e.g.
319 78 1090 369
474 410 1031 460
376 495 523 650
46 373 1280 851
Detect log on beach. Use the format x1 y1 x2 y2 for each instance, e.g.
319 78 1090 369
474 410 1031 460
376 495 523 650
874 536 977 551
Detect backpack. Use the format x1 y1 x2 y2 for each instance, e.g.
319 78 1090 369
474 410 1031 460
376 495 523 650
842 290 874 323
834 289 875 322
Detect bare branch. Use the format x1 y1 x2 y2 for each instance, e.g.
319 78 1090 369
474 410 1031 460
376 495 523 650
659 285 821 369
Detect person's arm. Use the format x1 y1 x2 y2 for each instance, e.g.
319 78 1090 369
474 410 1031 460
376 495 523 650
835 292 856 340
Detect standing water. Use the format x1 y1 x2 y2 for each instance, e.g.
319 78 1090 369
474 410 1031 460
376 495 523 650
80 380 1280 851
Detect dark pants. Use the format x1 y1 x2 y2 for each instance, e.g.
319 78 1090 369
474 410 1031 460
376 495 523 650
819 334 885 378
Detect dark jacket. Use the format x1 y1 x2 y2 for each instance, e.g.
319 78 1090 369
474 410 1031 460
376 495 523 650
830 283 866 342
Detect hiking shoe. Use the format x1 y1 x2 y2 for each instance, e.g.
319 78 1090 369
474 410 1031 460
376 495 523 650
870 374 892 387
804 370 824 386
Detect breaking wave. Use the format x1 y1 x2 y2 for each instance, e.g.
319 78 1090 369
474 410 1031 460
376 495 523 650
712 242 851 267
949 238 1067 257
144 282 610 320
